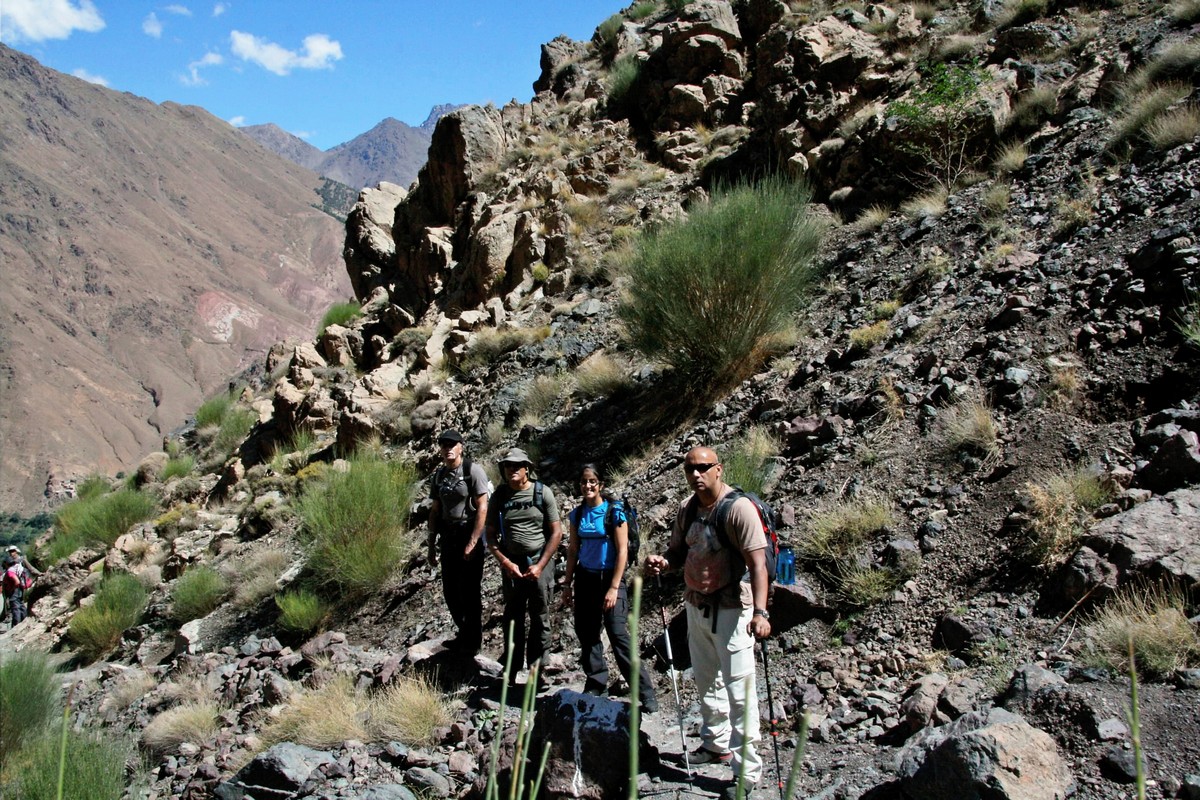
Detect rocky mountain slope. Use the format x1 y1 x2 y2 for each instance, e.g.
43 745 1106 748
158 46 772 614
3 1 1199 799
0 45 352 512
243 107 462 191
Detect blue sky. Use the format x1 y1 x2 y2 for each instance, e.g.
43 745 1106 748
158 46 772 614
1 0 621 150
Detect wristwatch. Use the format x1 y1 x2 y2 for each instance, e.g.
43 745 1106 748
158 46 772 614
753 608 769 619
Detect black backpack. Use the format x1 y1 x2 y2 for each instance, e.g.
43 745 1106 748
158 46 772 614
682 487 781 591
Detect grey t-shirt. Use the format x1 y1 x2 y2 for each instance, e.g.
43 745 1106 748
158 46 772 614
487 483 559 557
430 461 491 523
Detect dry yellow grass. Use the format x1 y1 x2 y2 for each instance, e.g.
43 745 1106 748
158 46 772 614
1084 582 1200 679
261 675 368 748
368 677 455 745
142 702 221 753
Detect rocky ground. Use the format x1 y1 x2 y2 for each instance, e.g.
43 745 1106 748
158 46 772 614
4 0 1200 798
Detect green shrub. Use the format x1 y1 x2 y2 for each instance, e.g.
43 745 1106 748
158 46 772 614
276 589 329 635
0 651 60 761
75 474 111 501
161 455 195 481
68 572 148 662
802 498 894 562
171 567 228 622
317 301 362 337
597 13 624 47
618 176 823 391
629 1 659 21
297 455 420 596
607 54 642 113
849 320 890 351
214 407 257 455
888 59 990 189
721 427 780 497
53 488 157 551
837 566 899 607
194 393 233 428
3 728 131 800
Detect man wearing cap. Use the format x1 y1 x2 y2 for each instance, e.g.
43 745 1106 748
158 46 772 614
428 430 491 655
486 448 562 688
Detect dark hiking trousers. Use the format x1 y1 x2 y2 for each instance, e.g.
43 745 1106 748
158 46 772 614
6 591 26 626
572 568 657 706
439 522 484 650
501 561 555 679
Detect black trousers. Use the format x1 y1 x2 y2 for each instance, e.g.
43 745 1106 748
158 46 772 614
439 523 484 650
6 591 26 626
501 557 555 679
572 569 656 705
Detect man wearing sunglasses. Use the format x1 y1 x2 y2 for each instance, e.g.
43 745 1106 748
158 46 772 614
644 446 771 800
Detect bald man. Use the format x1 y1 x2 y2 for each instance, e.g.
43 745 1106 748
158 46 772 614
645 446 771 800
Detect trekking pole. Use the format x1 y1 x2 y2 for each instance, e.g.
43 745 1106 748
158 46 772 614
760 637 784 800
657 576 691 778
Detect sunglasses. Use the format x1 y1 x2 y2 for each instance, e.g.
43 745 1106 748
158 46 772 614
684 462 718 474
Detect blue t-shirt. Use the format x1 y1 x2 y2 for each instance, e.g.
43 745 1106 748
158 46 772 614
572 501 627 572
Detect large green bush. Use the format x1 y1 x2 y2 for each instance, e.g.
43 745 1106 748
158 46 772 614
194 393 233 428
618 176 823 391
3 728 130 800
51 488 156 558
296 455 420 596
0 652 60 761
68 572 148 662
317 301 362 336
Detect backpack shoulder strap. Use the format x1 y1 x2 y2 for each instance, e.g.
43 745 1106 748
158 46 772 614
711 488 746 550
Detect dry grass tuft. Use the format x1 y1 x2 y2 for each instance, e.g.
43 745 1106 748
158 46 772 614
574 353 632 400
1110 82 1193 152
1084 582 1200 679
142 701 221 754
901 186 949 219
849 320 891 352
851 204 892 232
1146 104 1200 150
368 677 455 746
1022 468 1114 565
939 399 1001 463
262 675 368 748
981 182 1012 216
994 141 1029 174
233 548 293 608
803 497 895 563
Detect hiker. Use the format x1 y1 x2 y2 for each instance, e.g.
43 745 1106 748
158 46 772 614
485 448 562 689
644 446 771 800
3 548 37 627
6 545 42 580
427 429 490 655
560 464 658 713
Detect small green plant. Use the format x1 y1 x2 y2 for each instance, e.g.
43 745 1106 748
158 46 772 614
317 301 362 336
837 565 899 607
872 299 901 321
170 566 228 622
530 261 551 283
276 589 330 634
982 182 1011 216
53 487 157 550
618 175 824 392
0 651 61 761
194 393 233 428
161 455 195 481
597 13 624 46
75 474 111 500
721 427 780 496
849 320 890 351
68 572 148 662
1084 582 1200 680
214 407 257 455
297 454 419 596
939 398 1001 463
1176 293 1200 347
1022 468 1115 565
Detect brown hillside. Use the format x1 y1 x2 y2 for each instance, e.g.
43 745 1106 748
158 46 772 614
0 44 351 511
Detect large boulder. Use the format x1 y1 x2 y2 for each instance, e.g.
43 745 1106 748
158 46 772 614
895 707 1075 800
344 182 407 301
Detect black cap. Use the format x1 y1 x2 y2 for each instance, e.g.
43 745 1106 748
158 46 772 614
438 429 464 444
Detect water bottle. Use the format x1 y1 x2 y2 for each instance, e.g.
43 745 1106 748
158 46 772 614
775 546 795 585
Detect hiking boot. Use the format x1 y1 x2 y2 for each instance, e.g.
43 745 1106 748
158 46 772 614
721 783 754 800
689 746 732 765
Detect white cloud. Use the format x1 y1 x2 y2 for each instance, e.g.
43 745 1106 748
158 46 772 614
229 115 246 126
71 67 108 86
0 0 104 43
165 4 192 15
292 130 313 139
212 3 228 17
180 51 222 86
142 12 162 38
229 30 342 76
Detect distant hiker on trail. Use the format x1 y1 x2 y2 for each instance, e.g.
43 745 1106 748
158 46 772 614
486 448 561 690
560 463 658 713
3 546 39 628
644 446 771 800
427 429 491 655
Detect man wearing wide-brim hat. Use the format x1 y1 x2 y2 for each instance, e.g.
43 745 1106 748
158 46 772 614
485 448 562 689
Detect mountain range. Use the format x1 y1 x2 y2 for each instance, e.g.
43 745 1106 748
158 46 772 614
241 105 458 191
0 44 352 512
